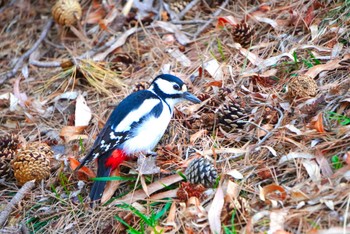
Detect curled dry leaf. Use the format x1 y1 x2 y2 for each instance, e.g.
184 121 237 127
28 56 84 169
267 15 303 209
279 152 315 164
302 159 321 183
136 154 160 175
101 168 121 204
224 180 240 200
216 16 239 27
291 190 309 202
225 169 244 180
199 59 223 81
305 59 342 78
75 94 92 127
182 197 207 222
69 157 96 179
308 112 325 133
208 185 224 234
259 184 287 205
60 126 88 143
163 202 177 229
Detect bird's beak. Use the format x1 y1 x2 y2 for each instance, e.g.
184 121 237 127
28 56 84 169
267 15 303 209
182 92 201 104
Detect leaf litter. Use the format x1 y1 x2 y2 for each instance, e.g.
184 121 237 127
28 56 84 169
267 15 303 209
0 0 350 233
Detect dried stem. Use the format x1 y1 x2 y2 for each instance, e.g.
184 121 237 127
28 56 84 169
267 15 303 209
0 18 53 84
192 0 229 39
0 180 36 227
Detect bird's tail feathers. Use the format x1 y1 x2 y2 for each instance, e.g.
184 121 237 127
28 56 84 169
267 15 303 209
90 164 112 203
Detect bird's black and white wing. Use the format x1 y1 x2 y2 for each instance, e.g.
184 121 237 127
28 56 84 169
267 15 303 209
77 90 163 167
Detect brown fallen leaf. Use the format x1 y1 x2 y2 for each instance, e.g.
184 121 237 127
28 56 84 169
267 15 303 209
163 202 177 229
305 59 341 78
308 112 325 133
69 157 96 179
208 184 224 234
216 16 239 28
260 184 287 205
315 149 333 178
60 126 88 142
109 174 183 206
101 168 121 204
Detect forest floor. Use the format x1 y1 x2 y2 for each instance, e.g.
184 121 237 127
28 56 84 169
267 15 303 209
1 0 350 233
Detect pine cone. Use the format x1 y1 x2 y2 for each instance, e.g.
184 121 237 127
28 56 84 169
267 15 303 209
133 81 150 92
167 0 191 13
185 158 218 187
52 0 82 26
218 101 248 132
287 75 318 99
0 148 16 180
232 23 254 48
11 142 53 185
0 134 19 151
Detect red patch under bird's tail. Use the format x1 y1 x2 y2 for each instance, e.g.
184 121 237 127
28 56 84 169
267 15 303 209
90 149 128 203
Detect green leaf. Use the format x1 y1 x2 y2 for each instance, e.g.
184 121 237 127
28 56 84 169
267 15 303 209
331 155 343 170
92 176 137 181
292 51 299 63
115 215 141 234
177 171 187 181
154 202 172 221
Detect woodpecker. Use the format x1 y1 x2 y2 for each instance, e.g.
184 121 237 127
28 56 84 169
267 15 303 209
76 74 201 202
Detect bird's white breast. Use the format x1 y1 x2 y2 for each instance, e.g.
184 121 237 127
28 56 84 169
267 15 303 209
121 100 172 154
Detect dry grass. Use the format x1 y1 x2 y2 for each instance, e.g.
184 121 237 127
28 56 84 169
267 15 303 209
1 0 350 233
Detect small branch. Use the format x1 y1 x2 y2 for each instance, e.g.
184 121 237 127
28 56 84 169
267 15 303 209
178 0 201 19
192 0 229 39
171 19 207 25
29 60 61 68
0 18 53 84
254 106 284 148
238 120 270 133
0 180 35 227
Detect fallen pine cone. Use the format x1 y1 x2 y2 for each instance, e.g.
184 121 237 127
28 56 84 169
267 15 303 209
0 148 16 180
12 142 53 185
218 101 248 132
185 158 218 187
232 22 254 48
286 75 318 99
0 134 19 180
52 0 82 26
0 134 19 151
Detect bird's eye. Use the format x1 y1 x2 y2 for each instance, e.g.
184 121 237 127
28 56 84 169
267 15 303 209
173 84 181 91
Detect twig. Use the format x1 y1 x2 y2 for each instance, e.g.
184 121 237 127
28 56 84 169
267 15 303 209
237 120 270 133
178 0 201 19
0 180 36 227
192 0 229 39
29 60 61 68
172 19 208 25
254 106 284 148
0 18 53 84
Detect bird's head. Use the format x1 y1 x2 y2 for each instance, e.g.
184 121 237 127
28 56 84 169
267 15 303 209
149 74 201 107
